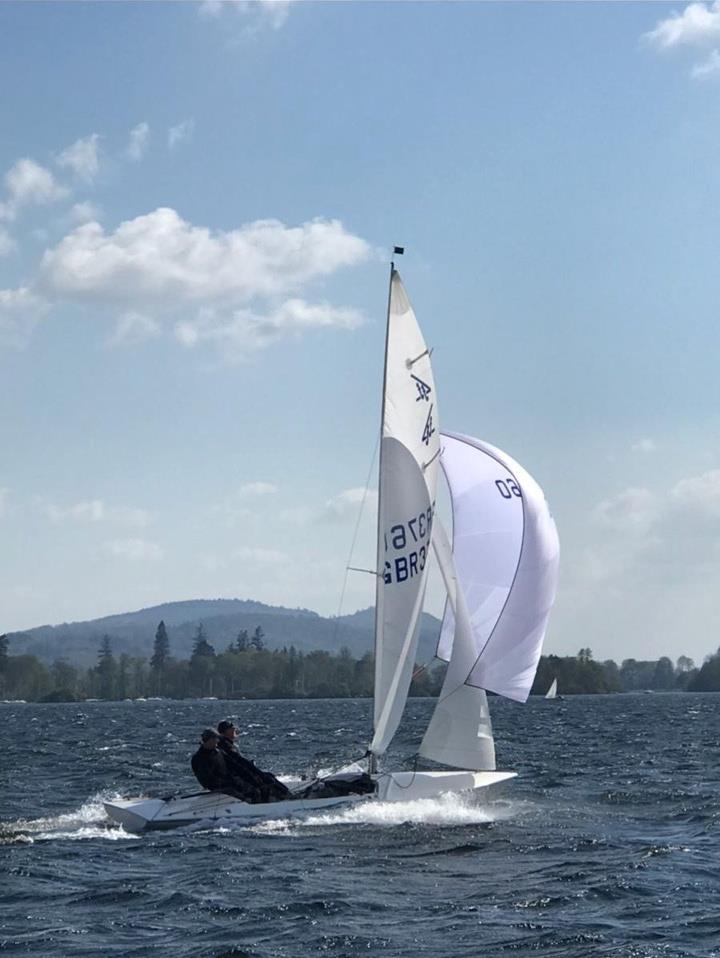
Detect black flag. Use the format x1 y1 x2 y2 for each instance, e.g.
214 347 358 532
393 246 404 255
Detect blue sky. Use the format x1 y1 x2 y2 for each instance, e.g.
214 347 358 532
3 0 720 665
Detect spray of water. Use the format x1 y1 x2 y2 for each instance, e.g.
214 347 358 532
250 792 519 836
0 792 140 844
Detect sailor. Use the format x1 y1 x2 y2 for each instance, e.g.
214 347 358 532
190 728 262 803
190 729 228 791
216 719 291 802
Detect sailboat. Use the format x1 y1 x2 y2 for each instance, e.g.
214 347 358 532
545 678 558 699
104 260 559 832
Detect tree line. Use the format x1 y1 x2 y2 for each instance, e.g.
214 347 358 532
0 622 444 702
2 625 720 703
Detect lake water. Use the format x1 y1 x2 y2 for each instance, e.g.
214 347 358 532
2 693 720 957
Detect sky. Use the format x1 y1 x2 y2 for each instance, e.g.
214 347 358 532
2 0 720 667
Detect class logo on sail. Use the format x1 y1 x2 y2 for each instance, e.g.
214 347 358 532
411 374 432 402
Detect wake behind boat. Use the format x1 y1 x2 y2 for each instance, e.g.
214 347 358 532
104 256 559 833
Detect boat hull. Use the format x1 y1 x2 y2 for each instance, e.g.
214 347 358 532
104 770 516 832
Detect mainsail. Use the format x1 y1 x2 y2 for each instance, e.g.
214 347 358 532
545 678 558 699
435 432 559 703
369 269 441 758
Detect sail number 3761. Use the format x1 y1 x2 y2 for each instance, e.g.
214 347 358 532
383 507 434 585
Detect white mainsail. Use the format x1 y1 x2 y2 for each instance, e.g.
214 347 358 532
545 678 558 699
435 432 559 704
370 269 441 758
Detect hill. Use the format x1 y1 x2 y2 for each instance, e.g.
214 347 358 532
5 598 442 667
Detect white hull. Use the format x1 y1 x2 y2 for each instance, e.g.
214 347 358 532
104 770 516 833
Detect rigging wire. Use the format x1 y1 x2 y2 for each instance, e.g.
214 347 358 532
331 429 381 651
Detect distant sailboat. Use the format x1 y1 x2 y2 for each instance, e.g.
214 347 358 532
104 258 560 832
545 678 558 699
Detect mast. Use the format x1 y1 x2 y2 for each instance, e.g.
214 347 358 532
369 246 403 775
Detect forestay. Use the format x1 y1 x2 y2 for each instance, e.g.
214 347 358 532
370 270 441 757
436 432 559 704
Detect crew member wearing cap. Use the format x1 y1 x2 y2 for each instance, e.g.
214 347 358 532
190 728 262 802
191 729 228 792
216 719 291 802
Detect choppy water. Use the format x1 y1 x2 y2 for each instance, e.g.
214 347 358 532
2 694 720 957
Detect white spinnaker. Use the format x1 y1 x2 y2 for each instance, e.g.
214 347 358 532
419 519 496 771
438 432 559 704
370 270 440 757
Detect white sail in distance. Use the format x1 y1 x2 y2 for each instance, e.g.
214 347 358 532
437 432 559 704
545 678 558 699
370 269 441 758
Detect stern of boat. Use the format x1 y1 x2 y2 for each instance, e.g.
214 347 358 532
104 797 167 833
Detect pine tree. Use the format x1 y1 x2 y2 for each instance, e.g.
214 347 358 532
0 633 8 697
235 629 250 652
189 623 216 696
150 620 171 693
251 625 265 651
96 635 118 699
191 623 216 659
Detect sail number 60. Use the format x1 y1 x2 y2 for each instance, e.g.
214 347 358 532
495 478 522 499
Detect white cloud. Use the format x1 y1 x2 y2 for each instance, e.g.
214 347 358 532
11 206 368 356
591 469 720 582
168 119 195 151
692 48 720 75
255 0 293 30
320 487 378 523
105 538 164 561
671 469 720 518
127 122 150 162
631 438 656 454
108 310 161 346
594 486 660 534
0 228 15 257
43 498 151 527
69 201 102 224
37 208 369 355
175 298 364 358
554 467 720 662
0 159 68 220
199 0 293 30
40 208 370 306
645 2 720 49
0 287 48 348
56 134 101 182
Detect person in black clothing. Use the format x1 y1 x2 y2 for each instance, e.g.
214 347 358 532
190 728 262 802
216 719 291 802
